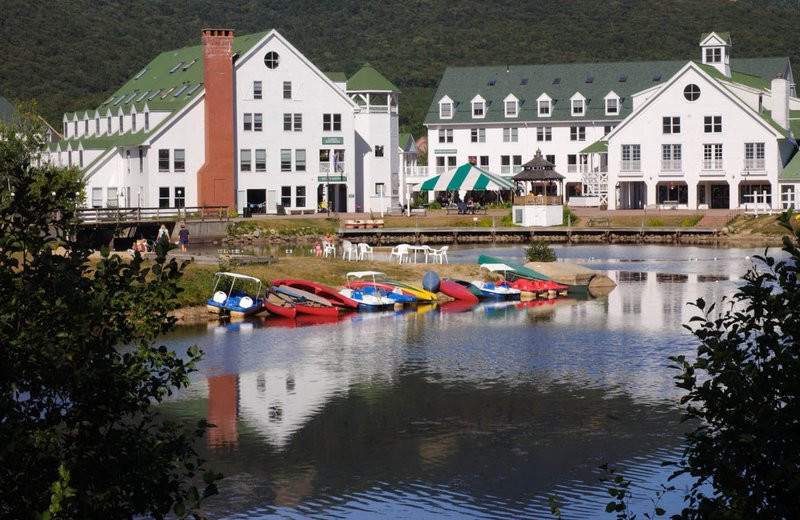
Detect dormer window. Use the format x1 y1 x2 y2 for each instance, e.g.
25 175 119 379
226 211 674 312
571 93 586 116
604 91 620 116
705 47 721 63
537 94 552 117
471 95 486 119
439 96 453 119
504 94 518 117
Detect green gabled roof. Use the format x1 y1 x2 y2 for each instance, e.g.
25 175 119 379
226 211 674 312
696 62 769 90
324 71 348 82
398 132 417 152
749 109 788 138
425 57 792 126
700 32 731 43
781 151 800 180
580 140 607 153
0 96 17 125
346 63 399 92
790 110 800 140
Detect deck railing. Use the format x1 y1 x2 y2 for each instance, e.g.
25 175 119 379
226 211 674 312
76 206 230 225
513 195 563 206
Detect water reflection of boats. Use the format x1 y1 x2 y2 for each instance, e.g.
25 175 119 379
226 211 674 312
439 300 477 313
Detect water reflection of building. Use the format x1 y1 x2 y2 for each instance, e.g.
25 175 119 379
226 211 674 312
207 375 239 449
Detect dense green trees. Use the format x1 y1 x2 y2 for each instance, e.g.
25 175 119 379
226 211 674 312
0 111 219 518
1 0 798 138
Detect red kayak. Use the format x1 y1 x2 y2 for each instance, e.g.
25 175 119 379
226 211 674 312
438 279 480 303
270 278 359 309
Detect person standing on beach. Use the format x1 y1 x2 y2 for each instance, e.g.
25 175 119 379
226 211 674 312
178 223 189 252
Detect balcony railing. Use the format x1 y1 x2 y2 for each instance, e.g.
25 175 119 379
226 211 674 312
404 165 428 177
319 162 345 174
620 160 641 172
661 160 682 171
435 165 449 175
513 194 563 206
744 158 765 170
702 159 723 170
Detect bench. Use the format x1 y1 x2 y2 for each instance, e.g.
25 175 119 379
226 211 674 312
587 217 611 227
344 219 384 229
446 206 487 215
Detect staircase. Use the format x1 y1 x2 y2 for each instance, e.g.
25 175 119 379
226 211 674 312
696 212 733 228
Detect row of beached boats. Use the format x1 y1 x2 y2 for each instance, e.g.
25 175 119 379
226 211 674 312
205 255 584 318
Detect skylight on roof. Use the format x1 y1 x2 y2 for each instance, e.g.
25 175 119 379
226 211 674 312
182 59 197 71
173 85 188 97
148 89 163 101
186 83 203 96
520 78 528 85
102 95 115 105
123 92 138 104
161 87 176 99
586 76 594 83
135 90 151 103
133 67 148 80
488 79 496 86
553 78 561 85
619 75 628 82
169 62 184 74
112 94 126 106
653 74 662 81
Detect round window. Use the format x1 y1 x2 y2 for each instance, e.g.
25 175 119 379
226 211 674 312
264 51 280 69
683 84 700 101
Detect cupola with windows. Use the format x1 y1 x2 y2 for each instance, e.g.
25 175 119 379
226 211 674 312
700 31 731 77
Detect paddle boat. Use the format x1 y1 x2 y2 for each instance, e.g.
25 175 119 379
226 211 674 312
470 264 522 300
345 277 434 303
339 271 401 310
269 278 359 309
206 272 265 317
273 285 339 317
477 254 585 296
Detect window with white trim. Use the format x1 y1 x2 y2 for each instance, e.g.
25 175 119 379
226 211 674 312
621 144 641 171
283 81 292 100
537 98 551 116
479 156 489 168
158 149 169 172
323 113 341 131
295 186 306 207
255 149 266 172
661 144 682 171
505 99 518 117
536 126 552 142
158 187 169 208
173 149 185 172
705 47 721 63
174 187 185 208
704 116 722 133
91 188 103 208
281 186 291 207
472 98 485 118
663 116 680 134
295 149 306 171
281 149 292 172
605 97 618 115
703 143 723 170
571 98 584 116
470 128 486 143
438 128 453 143
744 142 765 170
244 113 252 131
502 127 518 142
254 113 263 132
570 126 586 141
240 149 252 172
439 100 453 119
253 81 262 99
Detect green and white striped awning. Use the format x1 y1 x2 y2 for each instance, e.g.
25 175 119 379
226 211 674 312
419 163 515 191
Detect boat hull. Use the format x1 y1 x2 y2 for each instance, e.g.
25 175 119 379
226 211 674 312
295 303 339 317
264 300 297 319
270 278 359 308
439 279 480 303
477 254 588 295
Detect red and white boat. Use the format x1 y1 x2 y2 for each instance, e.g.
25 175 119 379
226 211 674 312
270 278 359 309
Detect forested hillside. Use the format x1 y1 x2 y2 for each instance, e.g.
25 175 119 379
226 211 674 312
1 0 798 137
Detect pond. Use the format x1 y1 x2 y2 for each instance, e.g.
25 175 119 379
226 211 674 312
160 243 772 519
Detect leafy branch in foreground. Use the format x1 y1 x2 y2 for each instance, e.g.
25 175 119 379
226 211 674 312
668 209 800 519
0 107 220 518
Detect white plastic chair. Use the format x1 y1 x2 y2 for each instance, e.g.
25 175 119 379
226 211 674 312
323 241 336 258
357 242 374 261
390 244 410 264
429 245 449 264
341 240 358 261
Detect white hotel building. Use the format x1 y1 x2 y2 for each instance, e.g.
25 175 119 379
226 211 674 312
47 29 401 214
421 33 800 210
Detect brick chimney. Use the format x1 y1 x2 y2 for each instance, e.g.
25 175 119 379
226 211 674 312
197 29 235 210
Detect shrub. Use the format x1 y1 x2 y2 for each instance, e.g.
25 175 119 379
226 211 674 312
501 210 513 226
429 201 442 210
679 214 703 227
525 239 556 262
563 206 579 226
647 217 664 227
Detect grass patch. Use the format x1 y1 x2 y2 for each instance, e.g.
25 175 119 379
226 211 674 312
679 215 703 227
646 217 664 227
227 218 338 237
726 213 800 235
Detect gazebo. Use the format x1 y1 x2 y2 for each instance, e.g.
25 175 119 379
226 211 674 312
510 150 565 226
512 150 565 205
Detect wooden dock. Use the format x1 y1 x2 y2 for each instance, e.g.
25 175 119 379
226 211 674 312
338 226 721 245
